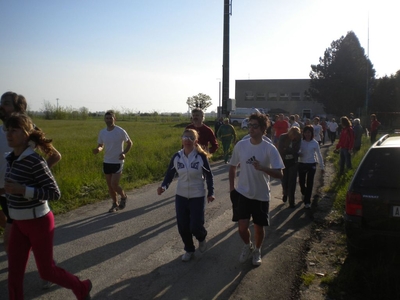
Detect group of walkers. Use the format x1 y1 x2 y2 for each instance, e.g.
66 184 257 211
0 90 383 299
159 110 284 266
273 115 325 209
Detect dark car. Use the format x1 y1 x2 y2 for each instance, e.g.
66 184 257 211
345 134 400 253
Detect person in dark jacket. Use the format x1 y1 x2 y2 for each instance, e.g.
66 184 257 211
217 118 237 163
278 126 301 207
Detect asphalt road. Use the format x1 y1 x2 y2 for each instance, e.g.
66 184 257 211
0 161 317 300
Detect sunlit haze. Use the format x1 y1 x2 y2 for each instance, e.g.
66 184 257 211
1 0 398 113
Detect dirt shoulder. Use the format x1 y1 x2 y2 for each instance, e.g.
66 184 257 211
299 143 346 300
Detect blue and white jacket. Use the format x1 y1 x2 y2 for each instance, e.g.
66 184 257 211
161 149 214 199
5 147 60 220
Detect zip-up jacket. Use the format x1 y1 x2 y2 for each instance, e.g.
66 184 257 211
217 124 237 141
5 147 60 220
161 149 214 198
336 127 355 150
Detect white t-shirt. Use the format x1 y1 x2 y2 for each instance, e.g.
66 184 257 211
230 138 284 201
328 122 338 132
298 139 325 170
313 124 323 141
97 125 130 164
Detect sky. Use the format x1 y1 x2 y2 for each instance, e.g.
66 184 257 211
1 0 399 114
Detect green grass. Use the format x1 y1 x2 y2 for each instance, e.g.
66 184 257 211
26 118 248 214
301 273 316 287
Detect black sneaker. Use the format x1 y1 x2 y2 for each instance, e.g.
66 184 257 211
119 196 127 209
109 203 119 213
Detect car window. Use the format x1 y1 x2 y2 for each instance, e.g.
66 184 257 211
353 148 400 189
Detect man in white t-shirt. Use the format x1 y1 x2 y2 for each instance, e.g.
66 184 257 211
312 117 323 146
229 113 284 266
93 110 132 212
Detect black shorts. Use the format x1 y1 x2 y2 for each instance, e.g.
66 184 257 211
0 196 13 224
230 189 270 226
103 163 123 174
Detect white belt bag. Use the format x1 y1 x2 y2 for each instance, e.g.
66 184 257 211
9 202 51 220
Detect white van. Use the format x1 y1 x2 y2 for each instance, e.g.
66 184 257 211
229 107 261 126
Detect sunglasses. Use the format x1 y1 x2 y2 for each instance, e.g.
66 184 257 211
182 136 195 141
248 123 260 129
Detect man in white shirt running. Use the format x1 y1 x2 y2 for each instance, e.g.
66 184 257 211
229 113 284 266
93 110 132 212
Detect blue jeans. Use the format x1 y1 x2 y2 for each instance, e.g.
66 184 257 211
175 195 207 252
339 148 352 174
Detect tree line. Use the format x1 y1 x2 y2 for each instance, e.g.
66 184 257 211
309 31 400 119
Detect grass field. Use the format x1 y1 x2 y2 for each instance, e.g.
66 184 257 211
31 117 245 214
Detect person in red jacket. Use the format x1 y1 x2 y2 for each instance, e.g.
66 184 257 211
335 116 355 175
369 114 381 144
186 108 219 154
272 113 289 146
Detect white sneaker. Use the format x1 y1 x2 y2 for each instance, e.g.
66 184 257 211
252 248 262 266
304 204 311 209
239 243 254 263
181 252 194 262
199 239 207 253
42 280 53 290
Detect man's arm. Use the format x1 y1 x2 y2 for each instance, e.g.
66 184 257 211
123 139 133 154
208 132 219 154
229 166 237 191
252 160 283 179
119 139 132 160
93 143 104 154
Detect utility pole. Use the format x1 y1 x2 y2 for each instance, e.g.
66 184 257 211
56 98 59 110
222 0 232 117
363 12 370 130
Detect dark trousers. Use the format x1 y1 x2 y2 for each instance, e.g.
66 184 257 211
328 130 336 143
298 163 316 205
281 163 298 206
175 195 207 252
370 130 378 144
221 138 233 163
339 148 352 174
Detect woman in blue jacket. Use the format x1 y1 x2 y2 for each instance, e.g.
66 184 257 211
157 129 215 262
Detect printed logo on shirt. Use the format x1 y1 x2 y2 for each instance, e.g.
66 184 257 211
246 156 256 164
177 162 185 170
191 162 200 169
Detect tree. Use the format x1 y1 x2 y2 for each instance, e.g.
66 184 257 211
186 93 212 112
370 70 400 112
309 31 375 117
